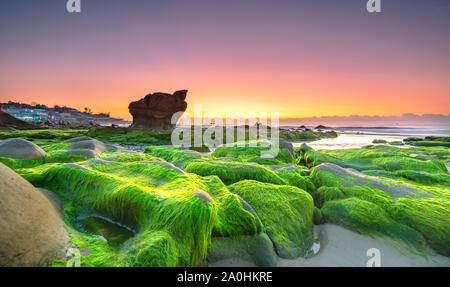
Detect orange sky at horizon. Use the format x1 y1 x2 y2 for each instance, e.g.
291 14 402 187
2 61 449 120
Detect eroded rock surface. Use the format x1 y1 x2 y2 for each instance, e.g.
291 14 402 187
0 138 46 160
313 163 431 200
0 163 70 266
128 90 188 131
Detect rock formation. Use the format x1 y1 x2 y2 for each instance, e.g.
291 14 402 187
64 136 122 158
0 163 70 266
128 90 188 131
0 138 47 160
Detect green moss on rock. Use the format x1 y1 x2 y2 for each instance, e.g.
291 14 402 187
212 140 294 165
390 197 450 256
321 198 427 254
228 180 314 259
313 186 345 207
144 146 203 168
185 161 286 185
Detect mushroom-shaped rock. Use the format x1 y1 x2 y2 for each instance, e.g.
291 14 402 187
128 90 188 131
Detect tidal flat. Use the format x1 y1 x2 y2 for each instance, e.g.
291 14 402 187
0 128 449 267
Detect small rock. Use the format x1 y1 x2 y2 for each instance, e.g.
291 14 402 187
0 138 46 159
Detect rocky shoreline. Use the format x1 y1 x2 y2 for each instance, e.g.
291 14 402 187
0 129 449 267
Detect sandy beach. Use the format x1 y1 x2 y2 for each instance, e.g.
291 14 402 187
209 224 450 267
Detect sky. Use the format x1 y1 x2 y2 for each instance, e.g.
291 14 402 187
0 0 449 120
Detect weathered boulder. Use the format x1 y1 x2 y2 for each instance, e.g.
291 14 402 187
65 138 122 158
128 90 188 131
0 138 46 159
0 163 70 266
278 138 294 158
65 136 96 143
312 163 431 201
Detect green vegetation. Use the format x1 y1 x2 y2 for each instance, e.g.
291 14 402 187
0 129 86 141
390 197 450 256
2 128 449 264
275 166 316 193
305 142 450 256
211 140 294 164
144 146 203 168
372 139 387 144
22 162 219 266
301 143 448 176
280 130 337 141
228 180 314 258
86 128 172 145
312 186 345 207
404 136 450 148
185 161 286 185
322 198 427 254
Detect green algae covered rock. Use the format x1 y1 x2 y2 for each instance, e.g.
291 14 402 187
228 180 314 259
144 146 203 168
321 198 427 254
313 206 324 225
212 139 294 165
185 161 286 185
299 144 449 177
4 132 449 266
311 163 431 201
404 136 450 148
313 186 345 207
23 162 218 266
273 165 316 193
21 158 263 266
390 197 450 256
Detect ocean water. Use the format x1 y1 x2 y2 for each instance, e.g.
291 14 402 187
290 125 450 150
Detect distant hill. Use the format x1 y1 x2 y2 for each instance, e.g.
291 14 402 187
0 108 37 130
0 101 112 119
0 101 127 126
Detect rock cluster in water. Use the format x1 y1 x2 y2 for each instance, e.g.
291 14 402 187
128 90 188 131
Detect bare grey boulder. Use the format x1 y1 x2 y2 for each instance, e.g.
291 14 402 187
0 138 46 160
0 163 70 266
